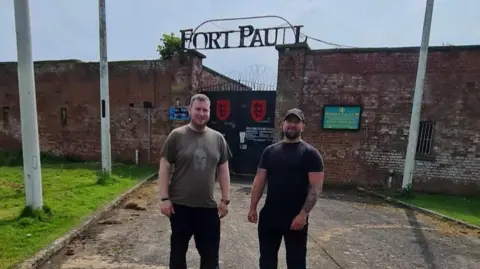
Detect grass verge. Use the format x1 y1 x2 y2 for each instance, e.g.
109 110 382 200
395 193 480 227
0 156 156 269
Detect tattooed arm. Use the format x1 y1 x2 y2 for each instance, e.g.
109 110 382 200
299 148 325 217
300 173 324 215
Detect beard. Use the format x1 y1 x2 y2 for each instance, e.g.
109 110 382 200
284 130 301 140
190 117 208 130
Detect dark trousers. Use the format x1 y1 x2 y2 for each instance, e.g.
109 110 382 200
169 203 220 269
258 208 308 269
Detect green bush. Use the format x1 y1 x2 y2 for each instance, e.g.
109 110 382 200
156 33 182 60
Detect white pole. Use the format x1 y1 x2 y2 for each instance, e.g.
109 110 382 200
402 0 435 190
147 108 151 163
13 0 43 209
99 0 112 173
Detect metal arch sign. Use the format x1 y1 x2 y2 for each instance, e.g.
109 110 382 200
180 16 306 50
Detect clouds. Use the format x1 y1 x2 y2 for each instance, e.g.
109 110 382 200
0 0 479 79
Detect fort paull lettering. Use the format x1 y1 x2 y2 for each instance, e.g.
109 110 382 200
180 25 305 50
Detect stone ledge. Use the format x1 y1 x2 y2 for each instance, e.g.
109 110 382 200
14 172 159 269
185 49 206 59
275 42 311 53
357 187 480 231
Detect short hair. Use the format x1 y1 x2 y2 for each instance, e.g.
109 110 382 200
189 93 210 105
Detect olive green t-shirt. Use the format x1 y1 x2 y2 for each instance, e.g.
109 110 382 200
160 125 232 208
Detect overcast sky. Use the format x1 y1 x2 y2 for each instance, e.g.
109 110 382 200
1 0 479 83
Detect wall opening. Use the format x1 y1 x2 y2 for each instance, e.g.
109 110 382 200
143 101 153 109
2 106 9 127
416 121 435 158
60 107 67 126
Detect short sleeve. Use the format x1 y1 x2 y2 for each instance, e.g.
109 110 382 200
218 134 232 165
305 147 324 172
258 146 271 170
160 131 177 163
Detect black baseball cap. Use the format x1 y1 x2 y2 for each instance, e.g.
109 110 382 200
284 108 305 122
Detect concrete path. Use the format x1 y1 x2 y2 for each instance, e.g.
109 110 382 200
40 180 480 269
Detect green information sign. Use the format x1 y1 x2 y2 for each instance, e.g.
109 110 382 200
322 105 362 130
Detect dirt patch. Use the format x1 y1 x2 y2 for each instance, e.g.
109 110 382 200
416 214 480 237
98 219 123 225
124 200 147 211
121 181 157 211
349 194 480 237
127 180 158 199
0 181 24 189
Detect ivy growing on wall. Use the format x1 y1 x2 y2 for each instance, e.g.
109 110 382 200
156 33 182 60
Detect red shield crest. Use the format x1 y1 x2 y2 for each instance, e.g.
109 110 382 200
250 100 267 122
216 100 230 121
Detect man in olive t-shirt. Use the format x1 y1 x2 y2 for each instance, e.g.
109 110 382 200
162 124 230 208
158 93 232 269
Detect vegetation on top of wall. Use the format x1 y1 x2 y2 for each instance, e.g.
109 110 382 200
156 33 182 60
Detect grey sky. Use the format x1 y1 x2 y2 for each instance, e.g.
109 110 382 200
1 0 479 83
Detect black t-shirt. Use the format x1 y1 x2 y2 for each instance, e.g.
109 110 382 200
259 141 324 221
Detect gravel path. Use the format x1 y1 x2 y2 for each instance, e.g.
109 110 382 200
40 180 480 269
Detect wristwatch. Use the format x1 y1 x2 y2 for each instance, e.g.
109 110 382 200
160 197 169 202
221 199 230 205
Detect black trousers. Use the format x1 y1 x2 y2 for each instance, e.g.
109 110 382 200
169 203 220 269
258 208 308 269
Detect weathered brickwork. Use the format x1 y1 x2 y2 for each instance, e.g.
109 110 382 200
0 51 244 165
276 44 480 195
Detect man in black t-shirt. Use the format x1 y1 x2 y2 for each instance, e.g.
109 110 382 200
248 108 325 269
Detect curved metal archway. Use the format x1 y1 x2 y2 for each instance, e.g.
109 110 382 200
185 15 300 50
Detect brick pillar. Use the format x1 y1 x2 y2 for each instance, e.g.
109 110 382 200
186 49 206 95
274 43 310 141
168 50 206 130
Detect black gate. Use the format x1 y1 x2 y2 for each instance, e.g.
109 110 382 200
201 83 277 176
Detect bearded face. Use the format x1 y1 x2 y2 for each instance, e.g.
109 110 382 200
282 115 304 140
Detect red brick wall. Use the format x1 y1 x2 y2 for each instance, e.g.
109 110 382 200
275 44 480 195
0 51 244 165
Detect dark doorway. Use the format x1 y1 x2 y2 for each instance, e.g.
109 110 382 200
201 82 277 176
